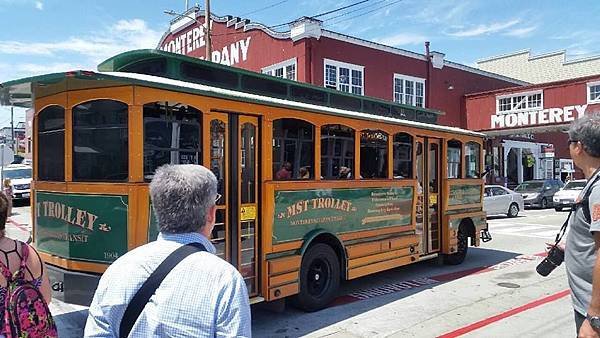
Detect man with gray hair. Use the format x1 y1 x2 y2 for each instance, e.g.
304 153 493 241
85 164 251 337
564 114 600 337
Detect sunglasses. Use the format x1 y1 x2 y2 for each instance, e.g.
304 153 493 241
568 139 579 147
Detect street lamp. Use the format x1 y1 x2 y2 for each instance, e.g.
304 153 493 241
163 2 212 60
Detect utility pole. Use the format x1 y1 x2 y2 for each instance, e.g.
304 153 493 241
205 0 211 61
10 106 14 153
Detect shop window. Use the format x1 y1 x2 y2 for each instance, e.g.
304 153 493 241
588 82 600 104
37 105 65 181
321 124 355 179
393 133 412 179
272 119 314 180
72 100 128 182
394 74 425 107
262 58 297 81
496 91 542 113
447 140 462 178
142 102 201 181
360 130 388 179
324 59 364 95
465 142 481 179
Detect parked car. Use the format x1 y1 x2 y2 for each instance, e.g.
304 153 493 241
484 185 525 217
1 164 32 200
515 179 564 209
553 179 586 211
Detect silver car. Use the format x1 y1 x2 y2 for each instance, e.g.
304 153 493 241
484 185 525 218
553 179 586 211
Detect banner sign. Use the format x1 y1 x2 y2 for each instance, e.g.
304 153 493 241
35 192 128 263
272 187 413 243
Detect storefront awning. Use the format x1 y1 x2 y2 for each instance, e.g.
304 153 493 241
481 123 569 138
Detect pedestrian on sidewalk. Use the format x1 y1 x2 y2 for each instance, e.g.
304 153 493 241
84 164 251 338
564 113 600 337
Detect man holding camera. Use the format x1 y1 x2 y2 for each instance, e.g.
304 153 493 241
565 113 600 337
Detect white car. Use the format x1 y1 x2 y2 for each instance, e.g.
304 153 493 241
484 185 525 218
553 179 586 211
1 164 32 200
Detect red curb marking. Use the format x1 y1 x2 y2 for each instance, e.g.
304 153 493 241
437 289 571 338
7 218 29 232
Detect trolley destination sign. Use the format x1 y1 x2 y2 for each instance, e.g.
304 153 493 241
273 187 413 243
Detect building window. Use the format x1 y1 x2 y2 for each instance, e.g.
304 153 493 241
272 119 314 180
496 91 543 113
393 74 425 107
323 59 364 95
588 82 600 104
262 58 297 81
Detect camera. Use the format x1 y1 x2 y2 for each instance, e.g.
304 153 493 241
536 245 565 277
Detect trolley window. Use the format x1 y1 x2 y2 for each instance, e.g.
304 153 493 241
360 130 388 179
465 142 481 179
321 124 355 180
272 119 314 180
393 133 412 179
447 140 462 178
37 105 65 181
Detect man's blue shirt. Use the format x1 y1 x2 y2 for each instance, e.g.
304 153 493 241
84 232 251 337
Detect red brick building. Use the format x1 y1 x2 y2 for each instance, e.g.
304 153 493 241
465 75 600 185
157 9 525 128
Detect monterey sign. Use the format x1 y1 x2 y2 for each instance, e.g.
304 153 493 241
491 104 587 129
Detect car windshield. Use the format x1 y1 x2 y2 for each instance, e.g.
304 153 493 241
564 181 586 190
515 181 544 191
3 168 32 180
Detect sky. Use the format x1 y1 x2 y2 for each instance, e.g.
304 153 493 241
1 0 599 125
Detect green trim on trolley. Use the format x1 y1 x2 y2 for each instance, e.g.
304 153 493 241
97 49 442 124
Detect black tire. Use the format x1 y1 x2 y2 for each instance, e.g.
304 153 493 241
507 203 519 218
293 243 340 312
541 197 548 209
444 228 468 265
555 206 562 212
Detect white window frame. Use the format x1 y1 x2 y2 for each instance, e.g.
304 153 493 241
495 90 544 114
587 81 600 104
393 74 426 108
323 58 364 95
261 57 297 81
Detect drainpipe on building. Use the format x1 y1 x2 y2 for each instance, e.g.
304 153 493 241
425 41 431 108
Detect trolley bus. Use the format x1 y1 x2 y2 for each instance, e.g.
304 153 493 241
0 49 491 311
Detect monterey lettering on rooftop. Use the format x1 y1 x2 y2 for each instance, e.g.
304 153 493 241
491 104 588 129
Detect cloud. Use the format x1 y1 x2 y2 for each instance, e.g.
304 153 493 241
407 0 475 25
446 19 520 37
34 1 42 10
0 19 162 59
503 26 536 37
374 33 427 46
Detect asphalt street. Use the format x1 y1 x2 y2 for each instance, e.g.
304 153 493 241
6 204 573 337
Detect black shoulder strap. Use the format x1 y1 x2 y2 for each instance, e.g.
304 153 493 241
579 174 600 223
119 242 206 338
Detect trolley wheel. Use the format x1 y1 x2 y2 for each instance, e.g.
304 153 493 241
507 203 519 218
292 243 340 312
541 197 548 209
444 228 468 265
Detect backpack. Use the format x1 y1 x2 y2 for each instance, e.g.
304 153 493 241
1 242 57 338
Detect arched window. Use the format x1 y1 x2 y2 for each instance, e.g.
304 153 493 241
142 102 201 181
465 142 481 178
272 119 314 180
360 130 388 179
72 100 128 181
37 105 65 181
447 140 462 178
393 133 412 179
321 124 355 179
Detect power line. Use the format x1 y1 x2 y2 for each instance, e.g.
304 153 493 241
324 0 403 27
322 0 387 22
239 0 290 17
311 0 370 19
